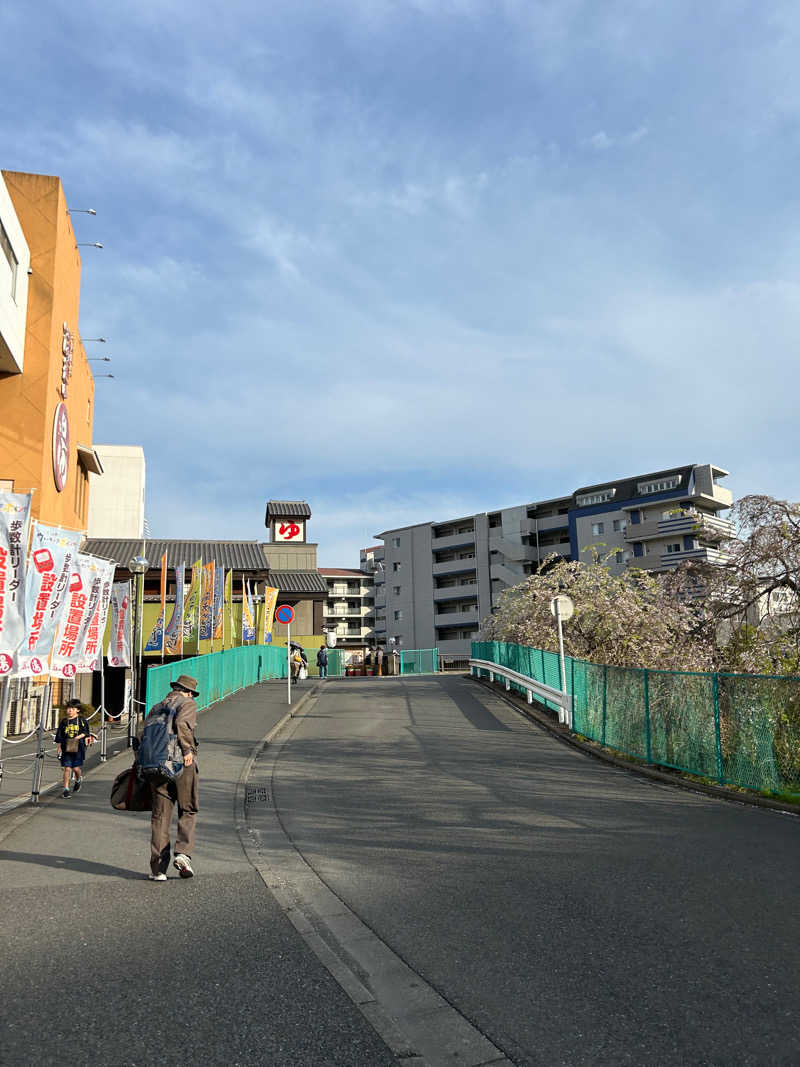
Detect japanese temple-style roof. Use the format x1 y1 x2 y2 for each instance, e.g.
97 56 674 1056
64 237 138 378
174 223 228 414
83 538 269 572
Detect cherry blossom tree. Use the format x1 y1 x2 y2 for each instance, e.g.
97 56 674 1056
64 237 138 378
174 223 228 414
481 553 714 671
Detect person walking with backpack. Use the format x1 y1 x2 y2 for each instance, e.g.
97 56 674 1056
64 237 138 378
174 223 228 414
142 674 199 882
316 643 328 679
55 699 92 798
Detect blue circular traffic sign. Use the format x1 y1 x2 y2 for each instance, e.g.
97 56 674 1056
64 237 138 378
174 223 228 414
276 604 295 625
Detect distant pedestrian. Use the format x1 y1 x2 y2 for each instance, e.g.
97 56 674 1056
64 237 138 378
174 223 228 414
291 645 303 681
317 644 328 679
376 647 384 676
146 674 199 882
364 649 373 669
55 699 91 798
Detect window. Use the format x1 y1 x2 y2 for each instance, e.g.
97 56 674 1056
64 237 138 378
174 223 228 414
591 522 605 536
637 476 680 495
393 610 403 621
666 543 681 553
392 562 401 572
576 489 615 507
0 218 19 301
392 586 401 595
613 519 626 533
392 537 401 548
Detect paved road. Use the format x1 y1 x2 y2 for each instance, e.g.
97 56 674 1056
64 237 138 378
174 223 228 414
263 675 800 1066
0 682 396 1066
4 673 800 1066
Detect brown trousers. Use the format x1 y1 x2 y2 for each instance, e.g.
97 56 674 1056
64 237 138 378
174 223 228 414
150 764 198 874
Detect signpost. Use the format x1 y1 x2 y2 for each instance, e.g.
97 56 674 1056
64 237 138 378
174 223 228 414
275 604 295 705
549 594 574 727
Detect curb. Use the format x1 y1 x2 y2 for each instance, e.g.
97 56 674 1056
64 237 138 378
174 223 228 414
470 674 800 819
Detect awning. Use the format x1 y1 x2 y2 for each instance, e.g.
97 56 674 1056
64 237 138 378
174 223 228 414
77 444 104 475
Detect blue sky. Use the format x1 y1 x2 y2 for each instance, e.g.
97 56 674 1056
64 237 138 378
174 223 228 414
3 1 799 564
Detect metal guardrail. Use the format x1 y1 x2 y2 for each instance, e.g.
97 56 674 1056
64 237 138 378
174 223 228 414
470 658 573 726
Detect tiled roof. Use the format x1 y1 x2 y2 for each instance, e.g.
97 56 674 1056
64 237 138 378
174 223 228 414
265 501 312 524
268 570 328 594
82 539 269 571
319 568 365 577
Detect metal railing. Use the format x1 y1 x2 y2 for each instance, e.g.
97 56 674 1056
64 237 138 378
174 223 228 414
470 658 572 722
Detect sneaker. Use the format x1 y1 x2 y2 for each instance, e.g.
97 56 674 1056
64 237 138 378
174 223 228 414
148 872 167 881
62 788 71 798
173 854 194 879
72 778 82 794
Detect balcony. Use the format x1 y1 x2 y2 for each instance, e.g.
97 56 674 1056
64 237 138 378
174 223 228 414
437 637 476 655
431 530 476 552
434 608 480 628
433 585 479 602
625 513 734 544
520 515 570 535
432 557 477 577
660 546 728 568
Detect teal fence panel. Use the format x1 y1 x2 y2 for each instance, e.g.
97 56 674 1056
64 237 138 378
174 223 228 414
470 640 800 796
144 644 287 713
327 649 345 677
399 648 440 675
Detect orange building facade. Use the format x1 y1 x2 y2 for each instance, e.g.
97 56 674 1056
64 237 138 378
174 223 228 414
0 170 102 531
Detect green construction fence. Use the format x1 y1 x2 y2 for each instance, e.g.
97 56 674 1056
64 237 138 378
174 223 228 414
472 640 800 795
144 644 347 711
400 648 439 675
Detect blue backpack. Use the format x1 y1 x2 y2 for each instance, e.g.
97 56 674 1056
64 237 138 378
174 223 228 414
135 702 185 783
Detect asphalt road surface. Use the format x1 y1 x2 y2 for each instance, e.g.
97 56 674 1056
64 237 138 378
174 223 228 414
2 674 799 1066
0 682 397 1067
260 675 800 1066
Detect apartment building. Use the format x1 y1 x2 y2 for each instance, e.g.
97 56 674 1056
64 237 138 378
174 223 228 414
319 564 376 649
375 463 733 659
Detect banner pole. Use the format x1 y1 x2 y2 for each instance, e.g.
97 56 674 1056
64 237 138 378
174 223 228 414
31 679 52 804
99 654 107 762
196 560 203 655
0 678 12 786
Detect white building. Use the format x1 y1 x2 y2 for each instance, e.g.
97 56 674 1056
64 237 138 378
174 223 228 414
320 560 376 650
87 444 146 538
0 172 29 376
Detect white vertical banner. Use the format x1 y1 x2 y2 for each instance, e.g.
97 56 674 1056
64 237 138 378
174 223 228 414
0 491 33 677
16 523 83 678
51 554 104 679
107 581 132 667
75 559 116 673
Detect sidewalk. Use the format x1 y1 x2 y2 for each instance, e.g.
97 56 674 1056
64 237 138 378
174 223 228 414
0 680 397 1067
0 718 131 815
